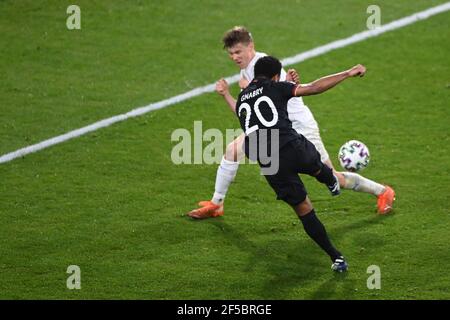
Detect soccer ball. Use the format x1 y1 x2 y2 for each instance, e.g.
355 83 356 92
338 140 370 172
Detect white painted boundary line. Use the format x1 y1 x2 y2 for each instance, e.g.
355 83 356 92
1 2 449 164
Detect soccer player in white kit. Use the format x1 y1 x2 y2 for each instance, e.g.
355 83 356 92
188 26 395 219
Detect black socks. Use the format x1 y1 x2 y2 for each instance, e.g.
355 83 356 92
314 164 335 185
299 209 342 262
314 164 340 196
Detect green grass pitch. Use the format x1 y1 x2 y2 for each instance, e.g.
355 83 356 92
0 0 449 299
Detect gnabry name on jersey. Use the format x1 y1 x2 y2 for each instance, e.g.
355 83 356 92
240 87 264 102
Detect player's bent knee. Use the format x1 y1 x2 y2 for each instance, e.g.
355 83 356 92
293 197 313 217
224 141 238 162
225 136 245 162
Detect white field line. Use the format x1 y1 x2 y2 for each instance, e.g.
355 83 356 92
1 2 449 164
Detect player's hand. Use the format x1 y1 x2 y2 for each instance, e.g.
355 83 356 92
348 64 366 77
286 69 300 84
215 78 229 96
239 78 249 89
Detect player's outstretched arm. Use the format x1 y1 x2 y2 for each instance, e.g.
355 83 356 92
294 64 366 97
216 78 237 112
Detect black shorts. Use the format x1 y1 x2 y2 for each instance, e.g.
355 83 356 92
262 137 324 206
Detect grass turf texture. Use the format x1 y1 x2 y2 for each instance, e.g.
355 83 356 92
0 0 449 299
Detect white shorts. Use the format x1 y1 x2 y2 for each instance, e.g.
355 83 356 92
288 104 330 163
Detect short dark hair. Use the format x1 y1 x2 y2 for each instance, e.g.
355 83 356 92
254 56 282 79
222 26 253 49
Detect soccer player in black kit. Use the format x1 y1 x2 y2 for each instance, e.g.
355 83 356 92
236 56 367 272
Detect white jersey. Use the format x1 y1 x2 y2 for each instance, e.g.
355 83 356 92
240 52 330 162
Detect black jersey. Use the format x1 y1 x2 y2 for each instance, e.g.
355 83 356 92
235 77 301 158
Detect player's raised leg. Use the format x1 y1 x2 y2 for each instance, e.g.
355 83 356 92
325 158 395 214
323 158 383 194
188 133 245 219
303 125 395 214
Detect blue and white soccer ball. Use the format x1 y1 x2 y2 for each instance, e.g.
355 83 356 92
338 140 370 172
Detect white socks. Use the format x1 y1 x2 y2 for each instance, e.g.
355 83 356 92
212 157 240 205
342 172 385 196
210 158 384 204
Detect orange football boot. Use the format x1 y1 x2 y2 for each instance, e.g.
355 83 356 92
377 186 395 214
188 201 224 219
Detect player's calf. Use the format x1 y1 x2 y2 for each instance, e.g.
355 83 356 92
293 201 344 268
